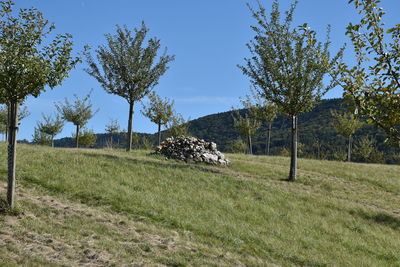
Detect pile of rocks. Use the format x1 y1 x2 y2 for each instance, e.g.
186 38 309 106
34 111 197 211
155 136 230 165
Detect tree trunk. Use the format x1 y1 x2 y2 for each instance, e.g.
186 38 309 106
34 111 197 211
266 122 272 155
51 136 54 148
247 134 253 155
7 101 19 208
289 115 298 182
75 125 80 148
157 123 162 146
347 134 352 162
5 103 9 142
110 133 113 149
126 101 134 151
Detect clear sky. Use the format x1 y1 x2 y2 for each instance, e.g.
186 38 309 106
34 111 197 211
12 0 400 140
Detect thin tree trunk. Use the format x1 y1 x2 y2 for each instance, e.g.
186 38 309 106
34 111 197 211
266 122 272 155
248 134 253 155
7 101 19 208
157 122 161 146
289 115 298 182
347 134 352 162
75 125 80 148
110 134 113 149
127 101 134 151
5 103 9 142
51 136 54 148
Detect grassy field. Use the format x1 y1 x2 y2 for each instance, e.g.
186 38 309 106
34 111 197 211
0 143 399 266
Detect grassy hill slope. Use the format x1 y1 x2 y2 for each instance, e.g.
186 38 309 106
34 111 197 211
1 144 400 266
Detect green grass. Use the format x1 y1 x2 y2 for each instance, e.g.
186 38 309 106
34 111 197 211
0 144 399 266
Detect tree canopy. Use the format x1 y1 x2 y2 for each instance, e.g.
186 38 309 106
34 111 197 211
56 91 97 148
84 22 174 151
0 0 79 208
142 92 174 145
336 0 400 146
239 0 343 181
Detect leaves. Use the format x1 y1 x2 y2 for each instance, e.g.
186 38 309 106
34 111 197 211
0 0 79 103
141 92 174 127
239 0 343 117
337 0 400 146
55 90 97 127
331 110 363 137
84 22 175 104
36 113 64 138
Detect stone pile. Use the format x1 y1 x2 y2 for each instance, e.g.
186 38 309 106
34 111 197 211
155 136 230 165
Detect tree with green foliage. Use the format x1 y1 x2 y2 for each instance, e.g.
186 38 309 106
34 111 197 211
335 0 400 146
36 114 64 147
232 97 261 155
167 113 189 138
76 128 97 148
331 110 363 162
251 90 278 155
239 0 343 181
85 22 175 151
354 135 375 162
0 0 79 208
313 138 323 160
32 127 51 146
142 92 174 146
227 138 248 154
105 118 120 148
140 136 153 150
56 92 97 148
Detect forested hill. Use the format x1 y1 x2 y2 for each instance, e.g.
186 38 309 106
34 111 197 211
53 98 400 163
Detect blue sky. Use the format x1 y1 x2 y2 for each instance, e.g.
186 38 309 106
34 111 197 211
12 0 400 140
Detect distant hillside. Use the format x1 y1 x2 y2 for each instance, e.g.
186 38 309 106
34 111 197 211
53 98 400 163
187 98 399 163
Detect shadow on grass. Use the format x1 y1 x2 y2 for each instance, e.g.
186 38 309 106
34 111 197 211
350 209 400 231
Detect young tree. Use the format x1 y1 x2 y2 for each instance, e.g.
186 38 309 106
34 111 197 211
239 1 343 181
313 138 323 160
141 92 174 146
56 92 97 148
105 118 120 148
354 135 376 162
228 138 248 154
0 0 78 208
76 128 97 148
140 136 153 150
36 114 64 147
85 22 175 151
336 0 400 146
232 97 261 155
251 90 278 155
167 113 189 138
32 127 51 146
331 110 363 162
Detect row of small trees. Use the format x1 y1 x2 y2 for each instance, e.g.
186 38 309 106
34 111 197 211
0 0 180 208
236 0 399 181
232 95 365 163
30 89 187 149
1 0 399 208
